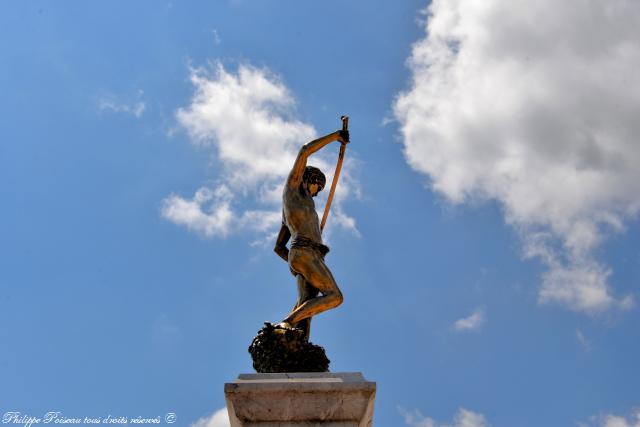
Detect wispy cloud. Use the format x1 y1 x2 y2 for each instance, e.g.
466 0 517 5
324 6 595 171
600 413 640 427
211 29 221 45
163 62 358 240
399 407 489 427
150 313 180 348
190 408 229 427
581 409 640 427
394 0 640 314
452 308 485 332
98 89 146 118
576 329 592 352
161 185 281 238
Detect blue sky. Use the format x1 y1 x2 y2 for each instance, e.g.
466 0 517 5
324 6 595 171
2 1 640 427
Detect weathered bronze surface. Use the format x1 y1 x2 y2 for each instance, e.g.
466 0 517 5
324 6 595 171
274 121 349 339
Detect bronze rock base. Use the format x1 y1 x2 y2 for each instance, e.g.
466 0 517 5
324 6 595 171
248 322 330 373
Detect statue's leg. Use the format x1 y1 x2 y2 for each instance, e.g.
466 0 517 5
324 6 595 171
290 274 304 312
284 274 319 338
295 275 319 340
284 249 343 325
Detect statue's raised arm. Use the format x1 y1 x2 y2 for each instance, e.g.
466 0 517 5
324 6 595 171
286 130 349 191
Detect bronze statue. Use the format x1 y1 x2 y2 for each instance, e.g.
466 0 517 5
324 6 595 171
248 117 350 372
274 118 350 339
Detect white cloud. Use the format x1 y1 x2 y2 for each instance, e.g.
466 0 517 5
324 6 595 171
98 90 146 118
163 62 357 239
394 0 640 313
161 185 282 238
601 413 640 427
190 408 229 427
581 409 640 427
400 407 489 427
453 308 485 332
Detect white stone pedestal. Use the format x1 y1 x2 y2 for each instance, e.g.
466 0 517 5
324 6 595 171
224 372 376 427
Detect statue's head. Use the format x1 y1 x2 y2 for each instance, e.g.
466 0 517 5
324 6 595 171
302 166 326 197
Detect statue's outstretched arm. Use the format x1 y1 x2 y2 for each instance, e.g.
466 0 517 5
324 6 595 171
286 130 347 189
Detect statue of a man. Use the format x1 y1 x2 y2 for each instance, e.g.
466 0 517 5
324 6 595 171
274 128 350 338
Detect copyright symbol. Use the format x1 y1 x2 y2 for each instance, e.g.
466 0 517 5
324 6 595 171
165 413 177 424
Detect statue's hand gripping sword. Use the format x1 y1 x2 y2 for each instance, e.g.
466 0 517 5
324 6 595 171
320 116 349 233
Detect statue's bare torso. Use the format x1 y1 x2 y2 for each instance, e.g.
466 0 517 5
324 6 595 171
283 186 322 244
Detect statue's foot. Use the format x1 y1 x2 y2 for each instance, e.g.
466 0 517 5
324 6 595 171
275 321 300 330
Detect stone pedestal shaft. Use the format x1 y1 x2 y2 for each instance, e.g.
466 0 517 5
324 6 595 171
224 372 376 427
